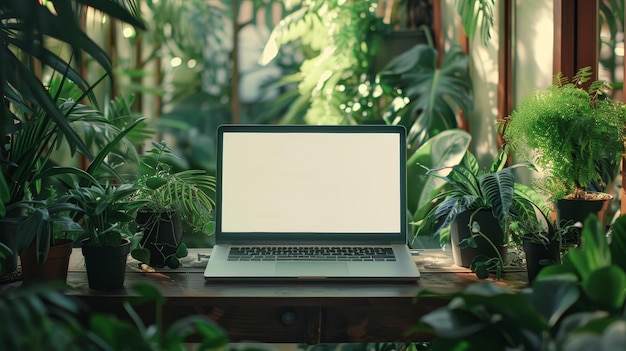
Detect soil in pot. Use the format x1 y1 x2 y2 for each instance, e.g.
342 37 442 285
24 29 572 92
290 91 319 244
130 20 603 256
135 211 183 267
20 239 73 283
523 240 560 284
450 209 507 268
81 238 130 290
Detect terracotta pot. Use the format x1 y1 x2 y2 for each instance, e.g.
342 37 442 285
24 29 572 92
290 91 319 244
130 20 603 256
20 239 73 283
450 209 507 268
81 238 130 290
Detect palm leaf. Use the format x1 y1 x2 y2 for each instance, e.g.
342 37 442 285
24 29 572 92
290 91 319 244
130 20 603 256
455 0 495 46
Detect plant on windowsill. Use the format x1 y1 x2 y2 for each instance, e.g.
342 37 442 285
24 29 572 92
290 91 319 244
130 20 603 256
499 67 626 239
130 140 216 269
413 149 545 277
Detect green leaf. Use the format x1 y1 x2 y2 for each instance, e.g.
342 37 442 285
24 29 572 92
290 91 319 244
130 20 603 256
130 283 165 304
175 243 188 258
131 248 150 264
609 215 626 272
145 176 168 190
583 265 626 311
165 256 180 269
203 221 216 235
408 129 471 214
527 275 580 327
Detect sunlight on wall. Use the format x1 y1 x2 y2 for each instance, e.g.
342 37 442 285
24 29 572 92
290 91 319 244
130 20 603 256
440 0 554 173
514 0 554 106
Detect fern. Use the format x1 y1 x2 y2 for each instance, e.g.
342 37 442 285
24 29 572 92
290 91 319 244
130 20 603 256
552 71 568 88
572 66 593 85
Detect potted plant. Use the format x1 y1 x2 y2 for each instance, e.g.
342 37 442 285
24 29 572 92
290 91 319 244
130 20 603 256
13 187 84 283
70 183 148 290
417 214 626 350
499 66 626 237
130 140 216 269
508 202 567 284
1 0 145 277
414 149 542 274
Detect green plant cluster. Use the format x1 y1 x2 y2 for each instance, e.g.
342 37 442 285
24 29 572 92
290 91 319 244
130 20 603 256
133 140 216 235
501 67 626 200
0 282 233 351
417 214 626 351
414 150 545 244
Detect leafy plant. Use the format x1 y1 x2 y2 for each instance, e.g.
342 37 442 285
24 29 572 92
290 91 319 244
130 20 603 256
407 128 471 225
135 141 215 233
130 140 215 268
379 30 473 151
0 0 145 215
415 214 626 351
0 281 240 351
414 149 539 243
454 0 495 46
70 183 147 247
0 282 87 351
86 283 231 351
6 187 84 264
260 0 388 125
499 66 626 200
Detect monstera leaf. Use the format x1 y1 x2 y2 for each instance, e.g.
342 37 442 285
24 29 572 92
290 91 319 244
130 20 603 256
380 42 473 150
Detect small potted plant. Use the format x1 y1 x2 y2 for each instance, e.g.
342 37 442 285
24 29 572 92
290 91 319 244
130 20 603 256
414 149 542 273
12 187 84 283
130 141 215 269
508 201 568 284
70 183 148 290
499 66 626 234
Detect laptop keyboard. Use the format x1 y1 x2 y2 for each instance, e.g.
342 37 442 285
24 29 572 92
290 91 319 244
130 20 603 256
227 246 397 262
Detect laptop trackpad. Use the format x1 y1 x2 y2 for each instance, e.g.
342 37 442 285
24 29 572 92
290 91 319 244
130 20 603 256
275 262 349 276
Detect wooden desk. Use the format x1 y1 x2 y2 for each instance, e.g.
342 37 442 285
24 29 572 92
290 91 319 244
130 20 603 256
66 249 527 344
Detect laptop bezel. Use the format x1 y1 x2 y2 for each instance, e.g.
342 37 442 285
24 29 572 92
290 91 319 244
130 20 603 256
215 124 408 245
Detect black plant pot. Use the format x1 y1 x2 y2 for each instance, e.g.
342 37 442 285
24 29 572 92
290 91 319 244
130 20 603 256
450 209 507 268
136 211 183 267
81 238 130 290
555 193 612 246
0 221 19 277
523 240 560 284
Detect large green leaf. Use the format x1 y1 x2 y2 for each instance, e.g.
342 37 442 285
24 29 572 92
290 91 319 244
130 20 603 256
479 169 515 231
583 266 626 311
609 214 626 272
526 275 580 328
455 0 495 46
381 44 473 149
407 129 471 213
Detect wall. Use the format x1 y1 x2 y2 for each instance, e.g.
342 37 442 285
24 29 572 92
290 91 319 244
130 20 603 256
439 0 554 170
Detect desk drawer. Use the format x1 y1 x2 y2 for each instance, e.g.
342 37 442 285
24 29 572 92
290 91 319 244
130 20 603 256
164 303 319 343
321 303 445 343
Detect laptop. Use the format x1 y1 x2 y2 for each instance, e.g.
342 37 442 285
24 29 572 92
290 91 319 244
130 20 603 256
203 124 420 281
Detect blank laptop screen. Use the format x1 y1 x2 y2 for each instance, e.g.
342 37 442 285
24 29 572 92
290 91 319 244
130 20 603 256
218 126 405 236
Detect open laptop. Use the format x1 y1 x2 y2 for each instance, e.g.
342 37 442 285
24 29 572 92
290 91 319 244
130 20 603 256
203 124 420 281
